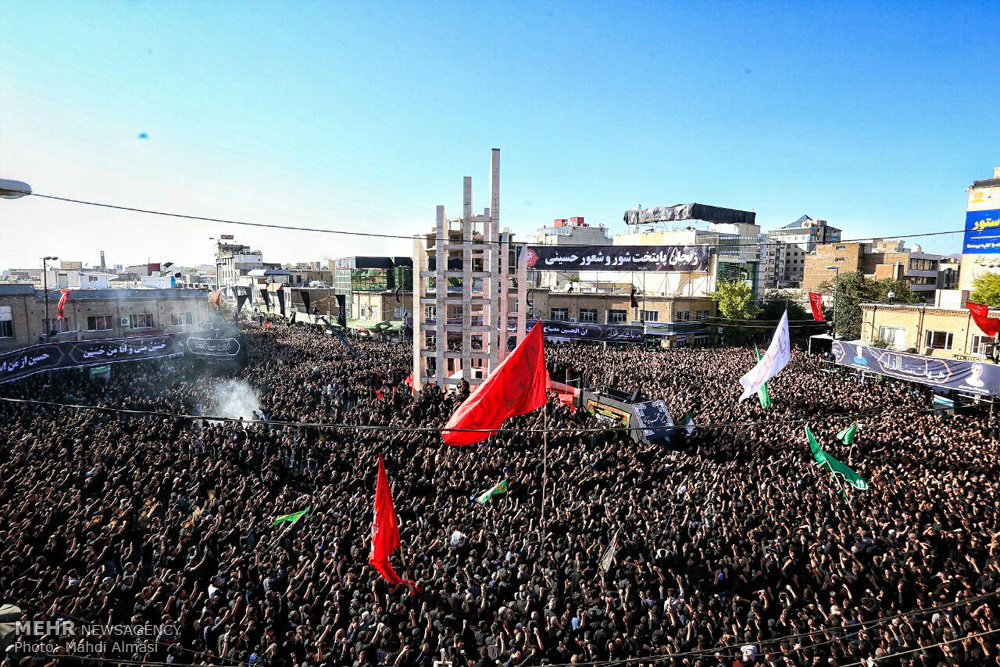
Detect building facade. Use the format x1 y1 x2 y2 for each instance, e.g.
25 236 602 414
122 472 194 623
765 216 842 288
215 241 264 291
959 167 1000 293
860 302 999 360
0 285 212 352
803 240 943 301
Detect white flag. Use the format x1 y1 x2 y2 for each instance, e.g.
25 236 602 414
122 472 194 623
738 310 791 402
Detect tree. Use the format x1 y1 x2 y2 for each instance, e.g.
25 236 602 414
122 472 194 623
817 271 921 340
970 272 1000 307
758 290 809 322
710 281 761 320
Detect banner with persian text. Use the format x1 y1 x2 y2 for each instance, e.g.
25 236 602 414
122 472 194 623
0 336 180 385
832 340 1000 396
509 319 645 343
522 245 710 272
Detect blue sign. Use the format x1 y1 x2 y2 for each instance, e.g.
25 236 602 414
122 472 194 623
962 209 1000 254
832 341 1000 396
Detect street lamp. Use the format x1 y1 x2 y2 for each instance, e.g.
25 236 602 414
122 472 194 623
0 179 32 199
41 256 58 340
826 265 840 339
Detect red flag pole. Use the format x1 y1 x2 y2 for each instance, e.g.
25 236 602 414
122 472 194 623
541 401 548 541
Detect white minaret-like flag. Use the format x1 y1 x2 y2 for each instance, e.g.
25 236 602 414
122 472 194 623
738 310 791 402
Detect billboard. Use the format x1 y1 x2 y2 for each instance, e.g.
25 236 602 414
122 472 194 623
962 209 1000 254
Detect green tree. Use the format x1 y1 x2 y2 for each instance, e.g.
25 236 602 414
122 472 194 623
817 272 921 340
970 272 1000 307
710 280 762 320
758 290 809 322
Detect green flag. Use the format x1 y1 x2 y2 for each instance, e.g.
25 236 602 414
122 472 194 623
836 423 858 445
679 410 695 436
755 346 772 409
805 427 868 490
273 507 310 525
476 480 508 505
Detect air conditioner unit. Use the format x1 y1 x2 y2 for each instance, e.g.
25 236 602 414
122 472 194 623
120 317 130 327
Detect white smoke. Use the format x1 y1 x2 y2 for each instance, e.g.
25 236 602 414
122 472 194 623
210 379 261 422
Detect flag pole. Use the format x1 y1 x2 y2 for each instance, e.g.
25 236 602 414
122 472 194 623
541 402 548 541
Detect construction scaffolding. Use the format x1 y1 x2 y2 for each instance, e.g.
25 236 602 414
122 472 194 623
412 149 527 390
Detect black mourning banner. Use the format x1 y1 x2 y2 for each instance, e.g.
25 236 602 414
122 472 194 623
0 336 179 385
336 294 347 328
261 289 271 308
302 292 311 313
185 337 241 358
277 289 286 316
236 293 249 316
522 245 710 272
631 400 674 444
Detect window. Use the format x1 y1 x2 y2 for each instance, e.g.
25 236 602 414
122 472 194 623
45 318 71 334
579 309 597 323
924 330 953 351
972 335 997 358
0 306 12 338
88 275 100 283
170 312 194 326
424 305 436 322
608 309 627 324
551 308 569 321
87 315 114 331
878 326 906 349
677 311 690 321
128 313 153 328
641 310 659 323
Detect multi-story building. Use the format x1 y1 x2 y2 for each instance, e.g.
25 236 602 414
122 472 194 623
330 257 413 321
764 216 842 288
530 217 612 290
959 167 1000 292
0 284 211 352
802 240 943 301
215 241 264 291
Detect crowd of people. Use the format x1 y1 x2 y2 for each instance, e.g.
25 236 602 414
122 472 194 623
1 321 999 667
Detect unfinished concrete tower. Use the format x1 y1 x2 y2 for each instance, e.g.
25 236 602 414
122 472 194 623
412 149 527 391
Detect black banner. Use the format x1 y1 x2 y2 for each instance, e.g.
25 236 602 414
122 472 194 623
623 203 756 226
632 399 674 444
260 289 271 308
302 291 311 314
0 336 179 385
832 341 1000 397
511 320 645 343
336 294 347 328
277 289 286 316
523 245 710 272
185 337 241 358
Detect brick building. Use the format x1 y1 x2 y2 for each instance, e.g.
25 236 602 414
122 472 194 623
0 285 212 352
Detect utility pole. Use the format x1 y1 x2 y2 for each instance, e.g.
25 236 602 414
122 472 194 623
41 256 58 340
826 265 840 340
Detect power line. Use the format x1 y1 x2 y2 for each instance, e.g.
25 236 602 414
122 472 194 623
30 192 970 250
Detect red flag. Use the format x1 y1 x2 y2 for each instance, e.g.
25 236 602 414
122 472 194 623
808 293 826 322
968 302 1000 337
404 374 415 394
264 320 271 330
375 389 385 400
369 456 420 593
443 322 547 446
213 288 224 309
57 289 71 319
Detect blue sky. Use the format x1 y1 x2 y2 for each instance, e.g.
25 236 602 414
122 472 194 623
1 0 997 269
